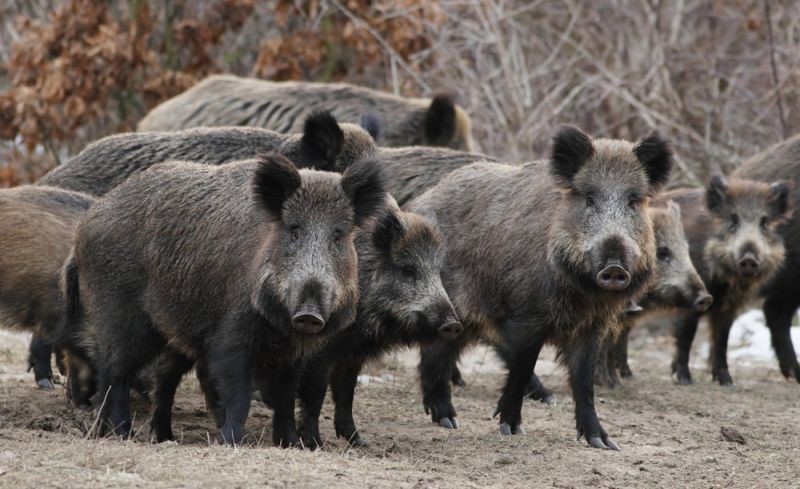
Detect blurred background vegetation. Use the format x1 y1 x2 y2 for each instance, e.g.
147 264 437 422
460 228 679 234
1 0 798 187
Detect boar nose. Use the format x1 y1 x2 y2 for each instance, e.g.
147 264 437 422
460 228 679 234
596 264 631 291
737 252 760 276
693 292 713 312
292 312 325 334
438 321 463 341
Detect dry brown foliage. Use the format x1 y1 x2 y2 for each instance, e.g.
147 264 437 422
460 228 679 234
1 0 799 188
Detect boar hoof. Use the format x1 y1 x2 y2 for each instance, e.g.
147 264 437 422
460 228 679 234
347 436 369 448
619 365 634 379
499 422 524 436
713 371 734 387
438 417 458 429
36 378 55 390
588 435 620 451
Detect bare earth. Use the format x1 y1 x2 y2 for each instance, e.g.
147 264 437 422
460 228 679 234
1 320 799 489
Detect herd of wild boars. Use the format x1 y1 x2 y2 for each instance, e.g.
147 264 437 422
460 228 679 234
1 73 799 451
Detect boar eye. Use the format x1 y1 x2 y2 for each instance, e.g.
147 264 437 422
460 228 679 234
729 214 739 231
333 229 343 245
760 216 769 231
656 247 672 263
401 265 417 279
585 196 595 207
289 225 300 241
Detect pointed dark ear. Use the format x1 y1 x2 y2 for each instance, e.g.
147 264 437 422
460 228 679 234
424 93 457 146
359 113 381 141
299 110 344 170
550 125 594 186
768 180 791 218
341 159 386 226
252 153 302 217
705 175 729 215
372 210 405 254
634 131 673 191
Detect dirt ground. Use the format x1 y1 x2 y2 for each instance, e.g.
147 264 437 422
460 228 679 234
1 319 799 489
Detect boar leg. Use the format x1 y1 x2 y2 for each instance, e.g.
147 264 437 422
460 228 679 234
494 338 545 435
450 365 466 387
330 357 368 447
195 359 223 428
97 376 133 439
593 335 618 388
763 295 800 383
297 359 333 449
525 372 555 404
612 322 634 379
671 311 699 385
566 331 619 450
709 309 735 386
150 351 195 442
27 329 54 389
207 339 253 446
256 361 302 448
419 337 469 429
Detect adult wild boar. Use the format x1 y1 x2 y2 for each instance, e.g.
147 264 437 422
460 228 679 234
40 111 374 196
734 136 800 382
0 186 95 388
64 153 385 446
409 126 673 449
137 74 475 151
664 176 790 385
596 201 713 387
293 199 462 448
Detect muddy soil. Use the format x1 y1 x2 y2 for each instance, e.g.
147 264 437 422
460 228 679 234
1 321 799 488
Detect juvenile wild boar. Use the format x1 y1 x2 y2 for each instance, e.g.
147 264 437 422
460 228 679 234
292 200 462 448
64 154 385 446
734 136 800 382
595 201 713 387
0 185 95 388
137 74 475 151
409 126 673 449
664 176 790 385
40 111 374 196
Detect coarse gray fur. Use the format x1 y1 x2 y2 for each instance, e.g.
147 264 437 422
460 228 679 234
137 75 474 151
40 112 375 196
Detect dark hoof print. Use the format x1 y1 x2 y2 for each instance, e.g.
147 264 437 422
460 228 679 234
36 378 55 390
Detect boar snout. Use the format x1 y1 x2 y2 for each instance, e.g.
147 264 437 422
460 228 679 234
438 320 463 341
292 311 325 334
737 250 760 276
693 292 713 312
596 262 631 291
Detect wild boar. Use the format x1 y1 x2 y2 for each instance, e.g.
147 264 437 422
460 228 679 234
0 185 95 388
663 176 790 385
137 74 474 151
40 111 375 196
409 126 673 449
63 153 385 446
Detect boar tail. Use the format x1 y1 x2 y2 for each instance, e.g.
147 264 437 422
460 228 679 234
61 252 82 328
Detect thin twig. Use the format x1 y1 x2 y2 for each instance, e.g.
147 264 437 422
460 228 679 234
764 0 788 139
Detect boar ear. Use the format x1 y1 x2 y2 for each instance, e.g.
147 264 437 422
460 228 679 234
768 180 791 217
665 199 682 220
300 110 344 170
372 210 405 254
252 153 302 217
705 175 729 215
424 93 457 146
550 125 594 186
341 159 386 226
359 113 381 141
634 131 673 191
